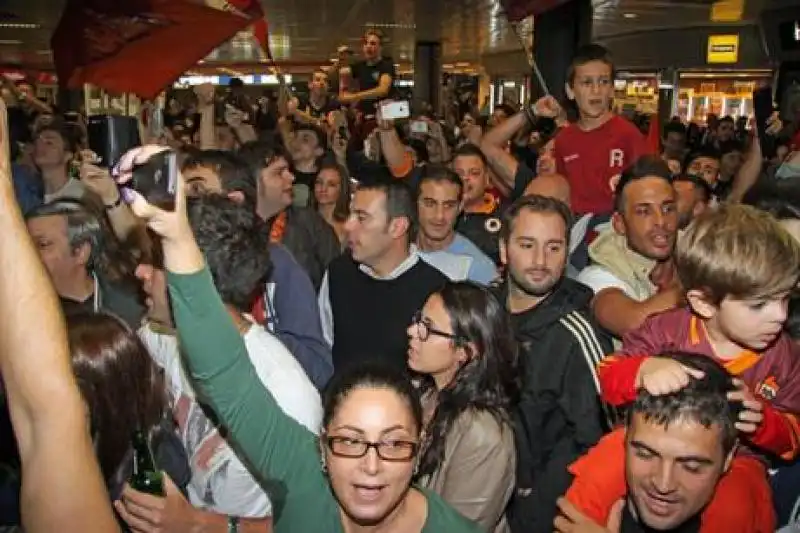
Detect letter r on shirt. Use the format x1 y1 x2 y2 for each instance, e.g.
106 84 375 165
609 149 624 168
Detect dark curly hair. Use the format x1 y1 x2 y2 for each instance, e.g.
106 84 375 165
415 281 519 479
186 195 273 311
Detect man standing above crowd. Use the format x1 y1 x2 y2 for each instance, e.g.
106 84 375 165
339 28 396 136
522 44 647 219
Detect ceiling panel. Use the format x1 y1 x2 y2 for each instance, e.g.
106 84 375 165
0 0 765 71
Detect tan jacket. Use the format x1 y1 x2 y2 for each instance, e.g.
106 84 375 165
586 229 657 301
418 403 516 533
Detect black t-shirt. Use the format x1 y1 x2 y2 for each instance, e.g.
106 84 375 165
297 94 339 120
620 504 701 533
351 57 396 116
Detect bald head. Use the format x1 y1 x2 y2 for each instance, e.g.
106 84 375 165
523 174 571 207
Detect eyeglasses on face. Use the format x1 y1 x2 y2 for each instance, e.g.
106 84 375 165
411 310 462 343
326 436 418 462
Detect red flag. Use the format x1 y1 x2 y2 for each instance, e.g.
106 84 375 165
501 0 573 21
646 113 661 155
52 0 265 99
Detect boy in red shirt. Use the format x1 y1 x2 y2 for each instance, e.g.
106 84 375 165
566 204 800 532
549 44 647 217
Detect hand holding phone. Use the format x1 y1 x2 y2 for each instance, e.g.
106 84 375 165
113 146 178 210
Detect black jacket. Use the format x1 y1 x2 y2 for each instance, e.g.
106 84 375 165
498 278 614 533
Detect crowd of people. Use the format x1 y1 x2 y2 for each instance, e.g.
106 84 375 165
1 30 800 533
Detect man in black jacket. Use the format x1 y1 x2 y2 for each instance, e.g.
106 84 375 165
497 195 614 533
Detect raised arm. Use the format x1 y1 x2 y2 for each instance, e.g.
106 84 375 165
122 150 323 490
0 101 119 533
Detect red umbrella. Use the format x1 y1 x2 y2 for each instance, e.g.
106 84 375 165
52 0 265 99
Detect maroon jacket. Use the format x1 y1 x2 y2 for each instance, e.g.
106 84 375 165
598 307 800 460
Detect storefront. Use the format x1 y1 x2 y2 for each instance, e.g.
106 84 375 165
613 72 660 116
675 70 773 125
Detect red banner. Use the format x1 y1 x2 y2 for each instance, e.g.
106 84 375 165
500 0 573 21
52 0 265 99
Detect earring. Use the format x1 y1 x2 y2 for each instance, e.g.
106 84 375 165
320 456 328 474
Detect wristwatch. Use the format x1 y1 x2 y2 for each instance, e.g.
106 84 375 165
227 516 239 533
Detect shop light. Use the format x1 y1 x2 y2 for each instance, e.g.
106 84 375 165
623 13 637 19
0 23 40 29
520 83 526 104
490 83 496 113
503 81 516 88
0 40 21 45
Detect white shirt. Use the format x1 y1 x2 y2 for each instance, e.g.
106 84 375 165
576 265 637 299
139 320 322 517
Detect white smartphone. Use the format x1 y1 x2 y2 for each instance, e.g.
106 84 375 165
410 120 428 134
380 100 410 120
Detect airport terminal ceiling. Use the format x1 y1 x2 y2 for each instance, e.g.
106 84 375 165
0 0 777 69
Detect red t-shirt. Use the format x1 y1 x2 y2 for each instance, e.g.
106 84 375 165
554 115 647 215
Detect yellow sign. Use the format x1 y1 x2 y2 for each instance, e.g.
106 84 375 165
707 35 739 64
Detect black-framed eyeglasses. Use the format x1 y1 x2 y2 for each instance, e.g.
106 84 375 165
411 311 462 343
326 436 418 462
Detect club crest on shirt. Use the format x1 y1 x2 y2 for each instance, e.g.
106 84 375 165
485 217 502 234
372 71 379 81
756 376 780 401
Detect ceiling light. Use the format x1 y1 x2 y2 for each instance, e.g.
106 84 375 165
0 40 21 45
623 13 637 19
0 23 40 29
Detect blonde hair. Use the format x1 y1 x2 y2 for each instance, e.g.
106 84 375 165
676 204 800 303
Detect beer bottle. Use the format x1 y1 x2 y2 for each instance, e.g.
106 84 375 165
129 430 164 496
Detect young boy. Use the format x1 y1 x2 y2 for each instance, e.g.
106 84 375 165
565 204 800 532
545 44 647 218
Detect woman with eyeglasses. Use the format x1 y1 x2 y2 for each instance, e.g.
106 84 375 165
122 145 481 533
407 282 519 533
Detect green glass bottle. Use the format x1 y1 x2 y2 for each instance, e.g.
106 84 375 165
129 430 164 496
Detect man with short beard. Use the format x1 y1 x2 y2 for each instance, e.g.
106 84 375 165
496 195 613 533
577 156 680 340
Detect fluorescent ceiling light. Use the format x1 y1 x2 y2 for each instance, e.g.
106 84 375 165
0 23 40 29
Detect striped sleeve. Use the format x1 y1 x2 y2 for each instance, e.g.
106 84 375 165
560 312 620 428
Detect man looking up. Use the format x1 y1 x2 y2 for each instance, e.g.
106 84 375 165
577 156 680 339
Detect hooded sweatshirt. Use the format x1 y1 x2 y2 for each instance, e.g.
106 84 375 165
497 278 614 533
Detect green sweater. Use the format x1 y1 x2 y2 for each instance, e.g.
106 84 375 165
168 268 482 533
